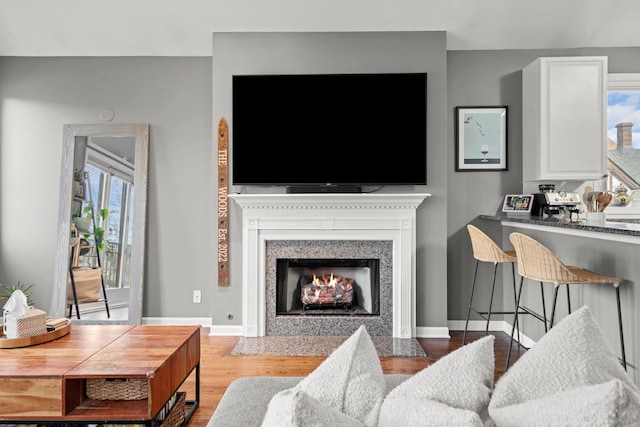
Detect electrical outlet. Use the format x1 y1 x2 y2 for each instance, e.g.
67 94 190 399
193 290 201 304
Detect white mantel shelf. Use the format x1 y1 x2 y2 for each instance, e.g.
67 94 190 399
229 193 430 210
229 192 431 338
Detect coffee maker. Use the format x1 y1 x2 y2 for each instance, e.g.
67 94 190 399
532 184 581 220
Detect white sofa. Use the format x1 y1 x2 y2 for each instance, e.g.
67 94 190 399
208 375 410 426
209 306 640 427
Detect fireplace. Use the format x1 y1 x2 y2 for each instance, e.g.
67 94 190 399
229 193 430 338
276 258 380 315
266 240 391 336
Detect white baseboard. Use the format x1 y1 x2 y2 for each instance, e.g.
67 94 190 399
448 319 508 332
415 326 451 338
209 325 243 336
448 319 536 348
172 319 536 348
142 317 212 327
207 325 453 338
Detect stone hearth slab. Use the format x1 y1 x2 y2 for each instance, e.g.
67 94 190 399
230 335 427 357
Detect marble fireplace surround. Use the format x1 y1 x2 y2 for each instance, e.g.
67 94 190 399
229 193 430 339
265 239 392 336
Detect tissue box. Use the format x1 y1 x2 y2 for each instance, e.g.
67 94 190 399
3 308 47 338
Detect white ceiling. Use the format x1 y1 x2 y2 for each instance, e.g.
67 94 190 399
1 0 639 56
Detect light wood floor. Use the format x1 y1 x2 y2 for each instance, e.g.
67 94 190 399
179 328 526 427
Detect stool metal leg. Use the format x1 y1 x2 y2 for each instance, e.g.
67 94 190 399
540 282 548 333
550 286 559 328
616 287 627 371
506 276 525 370
486 263 499 335
462 260 480 345
511 263 522 347
550 284 571 329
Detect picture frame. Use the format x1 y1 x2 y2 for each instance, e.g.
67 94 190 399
455 106 508 171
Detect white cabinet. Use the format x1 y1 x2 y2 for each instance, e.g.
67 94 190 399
522 56 608 181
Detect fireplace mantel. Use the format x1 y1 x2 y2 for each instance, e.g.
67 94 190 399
229 193 429 211
229 193 430 338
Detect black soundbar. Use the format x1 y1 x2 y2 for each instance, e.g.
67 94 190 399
285 185 362 194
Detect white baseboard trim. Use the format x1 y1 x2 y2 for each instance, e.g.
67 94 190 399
209 325 243 336
208 326 454 338
448 319 537 348
142 317 212 327
448 319 508 332
198 320 537 347
415 326 451 338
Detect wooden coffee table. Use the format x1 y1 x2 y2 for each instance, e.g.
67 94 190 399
0 324 200 426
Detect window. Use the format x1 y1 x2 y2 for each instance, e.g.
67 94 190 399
607 74 640 194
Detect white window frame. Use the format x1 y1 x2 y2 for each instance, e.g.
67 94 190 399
605 73 640 218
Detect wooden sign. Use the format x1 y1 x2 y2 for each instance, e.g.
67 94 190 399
217 118 229 286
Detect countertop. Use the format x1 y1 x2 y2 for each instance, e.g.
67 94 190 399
480 213 640 238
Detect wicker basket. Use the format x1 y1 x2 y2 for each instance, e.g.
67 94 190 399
161 392 186 427
86 378 148 400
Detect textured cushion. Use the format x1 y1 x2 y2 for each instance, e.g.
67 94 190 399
489 379 640 426
489 305 640 425
379 398 484 427
208 376 302 427
378 335 494 426
261 388 364 427
210 375 411 427
262 325 385 426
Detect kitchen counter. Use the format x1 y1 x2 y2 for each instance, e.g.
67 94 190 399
480 212 639 388
480 213 640 240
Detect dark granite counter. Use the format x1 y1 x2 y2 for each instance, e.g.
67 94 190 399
480 213 640 238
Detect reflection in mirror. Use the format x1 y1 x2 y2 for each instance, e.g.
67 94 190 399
53 124 149 324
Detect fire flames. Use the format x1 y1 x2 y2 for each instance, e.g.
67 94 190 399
301 273 354 307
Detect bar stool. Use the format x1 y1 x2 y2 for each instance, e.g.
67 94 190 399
507 232 626 370
463 225 520 345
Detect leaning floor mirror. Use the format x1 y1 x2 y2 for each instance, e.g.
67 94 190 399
53 124 149 324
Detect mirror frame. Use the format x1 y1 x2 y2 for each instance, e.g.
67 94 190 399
53 123 149 324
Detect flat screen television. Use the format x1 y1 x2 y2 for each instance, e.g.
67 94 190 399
232 72 427 193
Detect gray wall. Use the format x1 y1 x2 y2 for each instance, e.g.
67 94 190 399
211 32 450 330
0 57 214 318
447 47 640 385
446 47 640 322
1 38 639 339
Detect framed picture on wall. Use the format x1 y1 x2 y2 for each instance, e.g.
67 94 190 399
455 106 508 171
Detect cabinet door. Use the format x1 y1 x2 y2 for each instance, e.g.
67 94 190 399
523 56 607 181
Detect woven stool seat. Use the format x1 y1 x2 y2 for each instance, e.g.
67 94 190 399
468 225 518 264
507 232 626 370
463 225 520 345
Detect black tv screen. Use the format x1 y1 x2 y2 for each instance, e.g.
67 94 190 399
232 73 427 191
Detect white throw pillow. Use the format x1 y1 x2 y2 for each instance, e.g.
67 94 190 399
379 398 484 427
489 379 640 427
489 305 640 425
261 388 365 427
378 335 494 427
263 325 385 427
